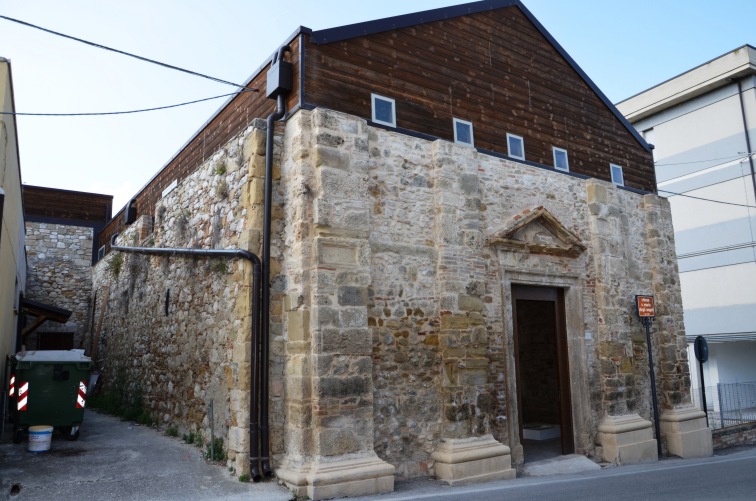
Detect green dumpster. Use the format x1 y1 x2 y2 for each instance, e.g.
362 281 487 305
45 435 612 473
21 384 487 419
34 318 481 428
9 350 92 443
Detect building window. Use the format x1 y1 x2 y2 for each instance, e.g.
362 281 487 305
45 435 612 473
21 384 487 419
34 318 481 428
453 118 474 146
507 133 525 160
611 164 625 186
552 147 569 172
371 94 396 127
98 245 106 260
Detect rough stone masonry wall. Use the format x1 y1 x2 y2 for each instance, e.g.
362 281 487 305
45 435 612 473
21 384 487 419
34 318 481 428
90 105 692 485
91 119 287 476
25 222 93 349
276 108 690 478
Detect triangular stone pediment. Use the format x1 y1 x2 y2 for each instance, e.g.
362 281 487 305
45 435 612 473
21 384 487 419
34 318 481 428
488 206 585 258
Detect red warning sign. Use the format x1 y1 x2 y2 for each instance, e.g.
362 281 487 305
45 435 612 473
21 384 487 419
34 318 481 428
636 295 655 318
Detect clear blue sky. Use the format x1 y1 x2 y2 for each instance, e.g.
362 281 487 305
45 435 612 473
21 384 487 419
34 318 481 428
1 0 754 211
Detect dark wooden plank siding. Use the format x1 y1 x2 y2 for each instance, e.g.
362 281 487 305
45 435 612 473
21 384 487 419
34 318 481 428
304 7 655 191
23 185 113 224
99 36 302 249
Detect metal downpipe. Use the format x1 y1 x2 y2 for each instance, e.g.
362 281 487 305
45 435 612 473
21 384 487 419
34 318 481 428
261 45 290 478
248 265 263 482
109 236 263 481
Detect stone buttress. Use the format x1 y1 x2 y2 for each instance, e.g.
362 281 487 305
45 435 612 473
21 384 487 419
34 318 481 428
275 109 395 500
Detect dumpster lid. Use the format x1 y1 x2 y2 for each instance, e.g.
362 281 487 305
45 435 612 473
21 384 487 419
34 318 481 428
15 349 91 363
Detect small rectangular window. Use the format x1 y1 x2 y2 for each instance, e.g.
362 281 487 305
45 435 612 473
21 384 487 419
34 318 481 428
611 164 625 186
507 133 525 160
371 94 396 127
453 118 474 146
97 245 106 260
552 147 569 172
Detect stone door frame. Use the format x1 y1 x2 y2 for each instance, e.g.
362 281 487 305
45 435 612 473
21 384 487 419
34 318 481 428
499 268 592 463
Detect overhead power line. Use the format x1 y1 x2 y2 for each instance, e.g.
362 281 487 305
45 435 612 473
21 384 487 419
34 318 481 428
658 189 756 209
0 15 257 91
0 89 256 116
654 152 753 167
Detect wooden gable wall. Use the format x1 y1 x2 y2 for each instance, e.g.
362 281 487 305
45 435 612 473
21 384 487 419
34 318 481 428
303 6 655 191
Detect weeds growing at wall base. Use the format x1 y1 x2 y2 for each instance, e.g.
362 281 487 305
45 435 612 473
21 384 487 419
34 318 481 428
88 380 153 426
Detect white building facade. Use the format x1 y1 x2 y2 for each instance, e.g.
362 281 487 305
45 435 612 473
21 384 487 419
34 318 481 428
617 45 756 394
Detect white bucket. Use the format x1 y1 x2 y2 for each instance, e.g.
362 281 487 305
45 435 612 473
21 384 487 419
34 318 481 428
28 425 53 453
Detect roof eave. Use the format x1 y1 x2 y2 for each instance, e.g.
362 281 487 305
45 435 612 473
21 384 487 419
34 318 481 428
617 45 756 123
311 0 518 43
112 25 311 218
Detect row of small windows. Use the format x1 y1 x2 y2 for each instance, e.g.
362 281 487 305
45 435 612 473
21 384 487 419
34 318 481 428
371 93 625 187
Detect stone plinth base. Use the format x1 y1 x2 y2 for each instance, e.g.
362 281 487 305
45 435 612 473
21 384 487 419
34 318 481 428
661 406 713 458
276 454 395 500
597 414 658 464
431 435 516 486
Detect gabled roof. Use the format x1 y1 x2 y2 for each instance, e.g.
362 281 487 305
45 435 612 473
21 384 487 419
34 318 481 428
310 0 650 153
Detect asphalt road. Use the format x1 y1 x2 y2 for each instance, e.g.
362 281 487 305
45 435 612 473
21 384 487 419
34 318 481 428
3 411 754 501
353 447 756 501
0 410 292 501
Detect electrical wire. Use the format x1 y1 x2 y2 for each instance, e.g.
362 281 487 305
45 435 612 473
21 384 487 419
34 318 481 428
0 89 257 116
0 15 257 91
654 152 753 166
658 189 756 209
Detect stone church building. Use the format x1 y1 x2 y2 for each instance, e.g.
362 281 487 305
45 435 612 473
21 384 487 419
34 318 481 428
91 1 712 498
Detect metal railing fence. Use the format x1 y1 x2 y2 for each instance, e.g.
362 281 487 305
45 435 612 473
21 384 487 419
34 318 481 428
691 381 756 429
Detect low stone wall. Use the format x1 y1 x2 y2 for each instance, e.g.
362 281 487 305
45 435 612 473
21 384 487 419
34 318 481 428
25 222 93 348
713 422 756 449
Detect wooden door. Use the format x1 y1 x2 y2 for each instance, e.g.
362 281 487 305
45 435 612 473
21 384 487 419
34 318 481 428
512 285 574 455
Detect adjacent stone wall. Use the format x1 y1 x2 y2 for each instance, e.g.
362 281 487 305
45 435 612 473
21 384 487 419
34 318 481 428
91 119 287 476
25 222 93 348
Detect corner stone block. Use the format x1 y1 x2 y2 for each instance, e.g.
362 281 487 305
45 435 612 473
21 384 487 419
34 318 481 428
431 435 516 486
247 177 265 206
458 294 484 313
242 128 266 163
597 413 658 465
233 286 252 318
287 309 310 342
314 145 351 170
660 406 713 458
586 181 608 204
227 426 249 453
